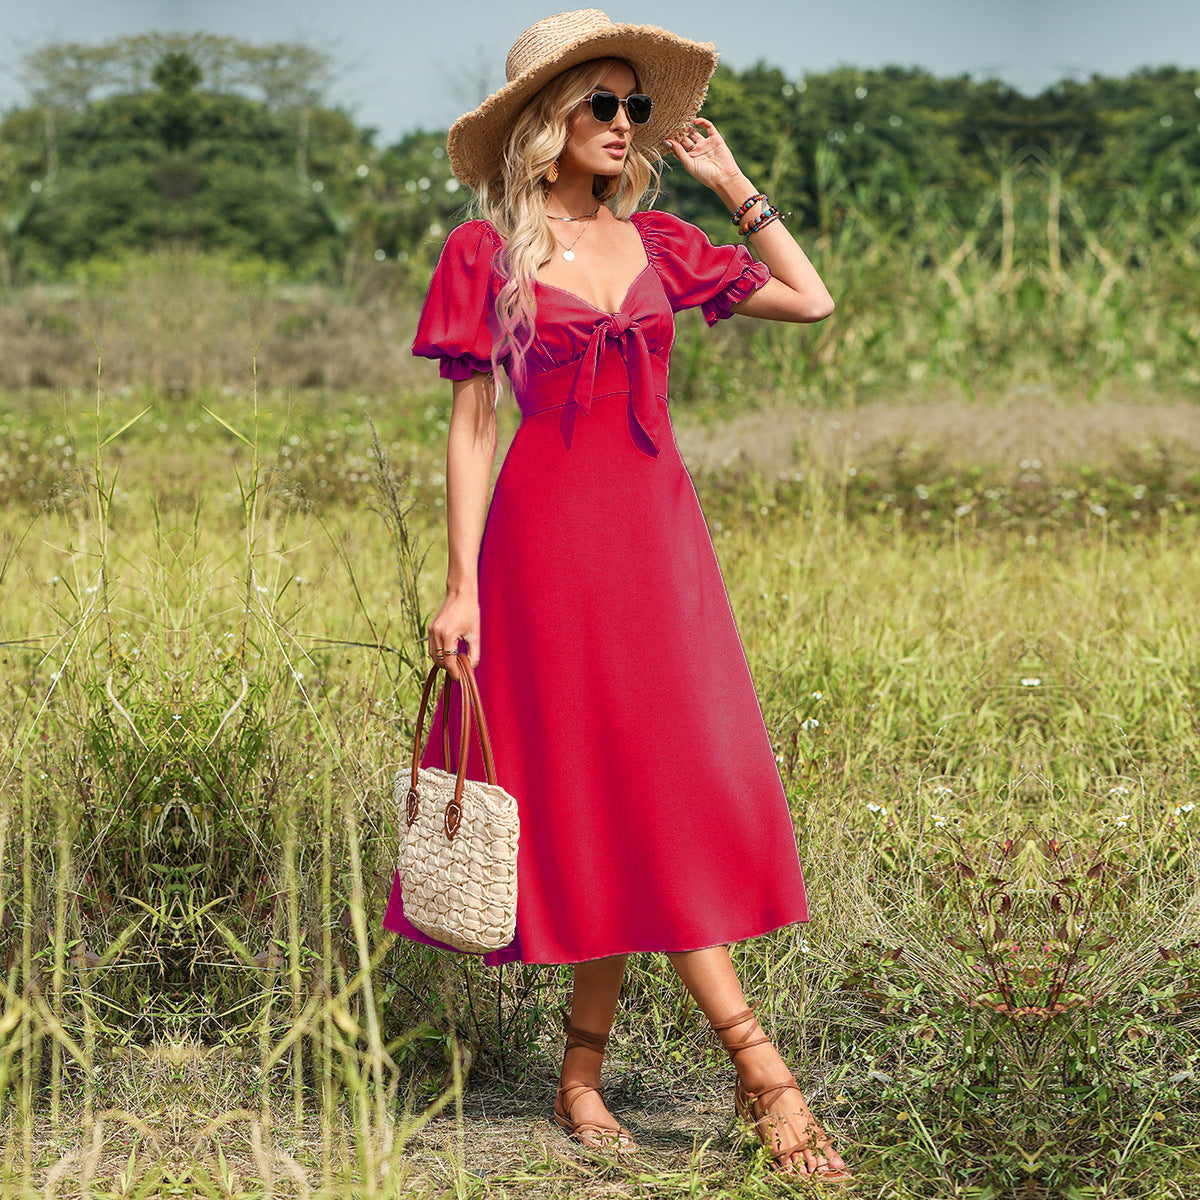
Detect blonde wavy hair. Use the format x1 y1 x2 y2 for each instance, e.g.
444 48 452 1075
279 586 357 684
474 58 662 385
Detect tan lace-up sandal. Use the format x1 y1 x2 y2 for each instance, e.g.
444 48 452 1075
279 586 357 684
712 1007 854 1183
553 1024 639 1154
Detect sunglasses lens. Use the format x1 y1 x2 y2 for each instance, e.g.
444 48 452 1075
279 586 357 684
627 94 653 124
589 92 619 122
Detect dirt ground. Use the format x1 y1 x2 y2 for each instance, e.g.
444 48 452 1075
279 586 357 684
19 1051 836 1197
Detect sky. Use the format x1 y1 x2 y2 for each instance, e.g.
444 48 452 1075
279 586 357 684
3 0 1199 144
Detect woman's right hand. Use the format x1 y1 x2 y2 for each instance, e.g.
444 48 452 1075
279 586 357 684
427 589 480 679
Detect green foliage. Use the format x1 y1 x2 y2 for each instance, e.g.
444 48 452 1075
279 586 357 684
15 162 162 271
660 64 1014 238
188 160 338 268
2 41 351 275
3 36 1200 288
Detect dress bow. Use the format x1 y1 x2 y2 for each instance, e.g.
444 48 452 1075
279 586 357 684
568 313 665 453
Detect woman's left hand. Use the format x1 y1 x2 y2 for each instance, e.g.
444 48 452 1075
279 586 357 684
664 118 742 191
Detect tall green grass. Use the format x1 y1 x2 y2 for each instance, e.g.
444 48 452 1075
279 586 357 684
0 382 453 1197
1 379 1198 1198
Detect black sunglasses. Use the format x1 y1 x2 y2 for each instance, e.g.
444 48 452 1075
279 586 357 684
585 90 653 125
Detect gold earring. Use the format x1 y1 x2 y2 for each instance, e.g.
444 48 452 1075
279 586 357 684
545 160 560 185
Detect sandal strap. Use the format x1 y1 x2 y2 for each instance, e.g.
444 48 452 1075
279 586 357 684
563 1022 609 1054
710 1005 772 1057
708 1005 756 1032
724 1034 772 1056
747 1077 809 1108
735 1072 850 1177
556 1080 602 1118
773 1128 828 1158
569 1121 633 1141
556 1114 637 1147
554 1082 638 1152
737 1078 834 1154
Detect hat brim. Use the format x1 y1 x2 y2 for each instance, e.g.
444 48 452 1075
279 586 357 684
447 23 718 188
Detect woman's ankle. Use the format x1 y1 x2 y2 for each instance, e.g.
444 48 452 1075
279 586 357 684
730 1038 789 1091
560 1042 605 1088
708 1011 792 1090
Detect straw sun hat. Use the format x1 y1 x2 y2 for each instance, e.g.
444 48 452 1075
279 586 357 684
447 8 719 187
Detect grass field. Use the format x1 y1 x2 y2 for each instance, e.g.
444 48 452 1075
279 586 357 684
1 362 1198 1200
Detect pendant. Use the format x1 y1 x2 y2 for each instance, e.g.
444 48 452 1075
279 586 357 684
563 250 575 261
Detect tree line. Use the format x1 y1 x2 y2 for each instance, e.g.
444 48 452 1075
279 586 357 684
1 34 1198 284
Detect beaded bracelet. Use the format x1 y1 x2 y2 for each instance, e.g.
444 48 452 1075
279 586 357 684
731 193 767 224
734 206 792 236
739 206 777 236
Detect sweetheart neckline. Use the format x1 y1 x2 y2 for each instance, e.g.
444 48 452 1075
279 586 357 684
532 213 654 317
533 262 654 317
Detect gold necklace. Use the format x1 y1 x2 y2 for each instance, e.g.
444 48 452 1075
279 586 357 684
547 204 601 261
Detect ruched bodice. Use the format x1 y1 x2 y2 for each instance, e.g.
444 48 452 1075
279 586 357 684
521 278 671 451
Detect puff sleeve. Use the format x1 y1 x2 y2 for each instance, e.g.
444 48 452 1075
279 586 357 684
634 210 771 326
411 220 500 380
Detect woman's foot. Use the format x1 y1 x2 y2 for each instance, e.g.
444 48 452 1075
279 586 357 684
554 1080 638 1153
713 1009 852 1181
553 1025 638 1154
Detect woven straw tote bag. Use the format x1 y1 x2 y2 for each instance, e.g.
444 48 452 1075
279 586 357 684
395 656 519 953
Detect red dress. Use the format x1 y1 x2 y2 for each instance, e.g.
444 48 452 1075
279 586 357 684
384 210 810 964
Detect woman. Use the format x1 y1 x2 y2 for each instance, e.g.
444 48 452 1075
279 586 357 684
384 9 850 1182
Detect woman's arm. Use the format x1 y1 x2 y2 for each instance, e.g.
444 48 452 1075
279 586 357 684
664 118 835 323
426 371 497 677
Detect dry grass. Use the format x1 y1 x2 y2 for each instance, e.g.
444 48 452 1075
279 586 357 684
0 256 426 394
674 387 1200 479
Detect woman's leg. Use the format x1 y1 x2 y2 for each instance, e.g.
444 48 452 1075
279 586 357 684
667 945 850 1177
568 954 628 1039
556 954 631 1145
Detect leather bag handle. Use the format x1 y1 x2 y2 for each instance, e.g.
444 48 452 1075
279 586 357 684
406 655 499 839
